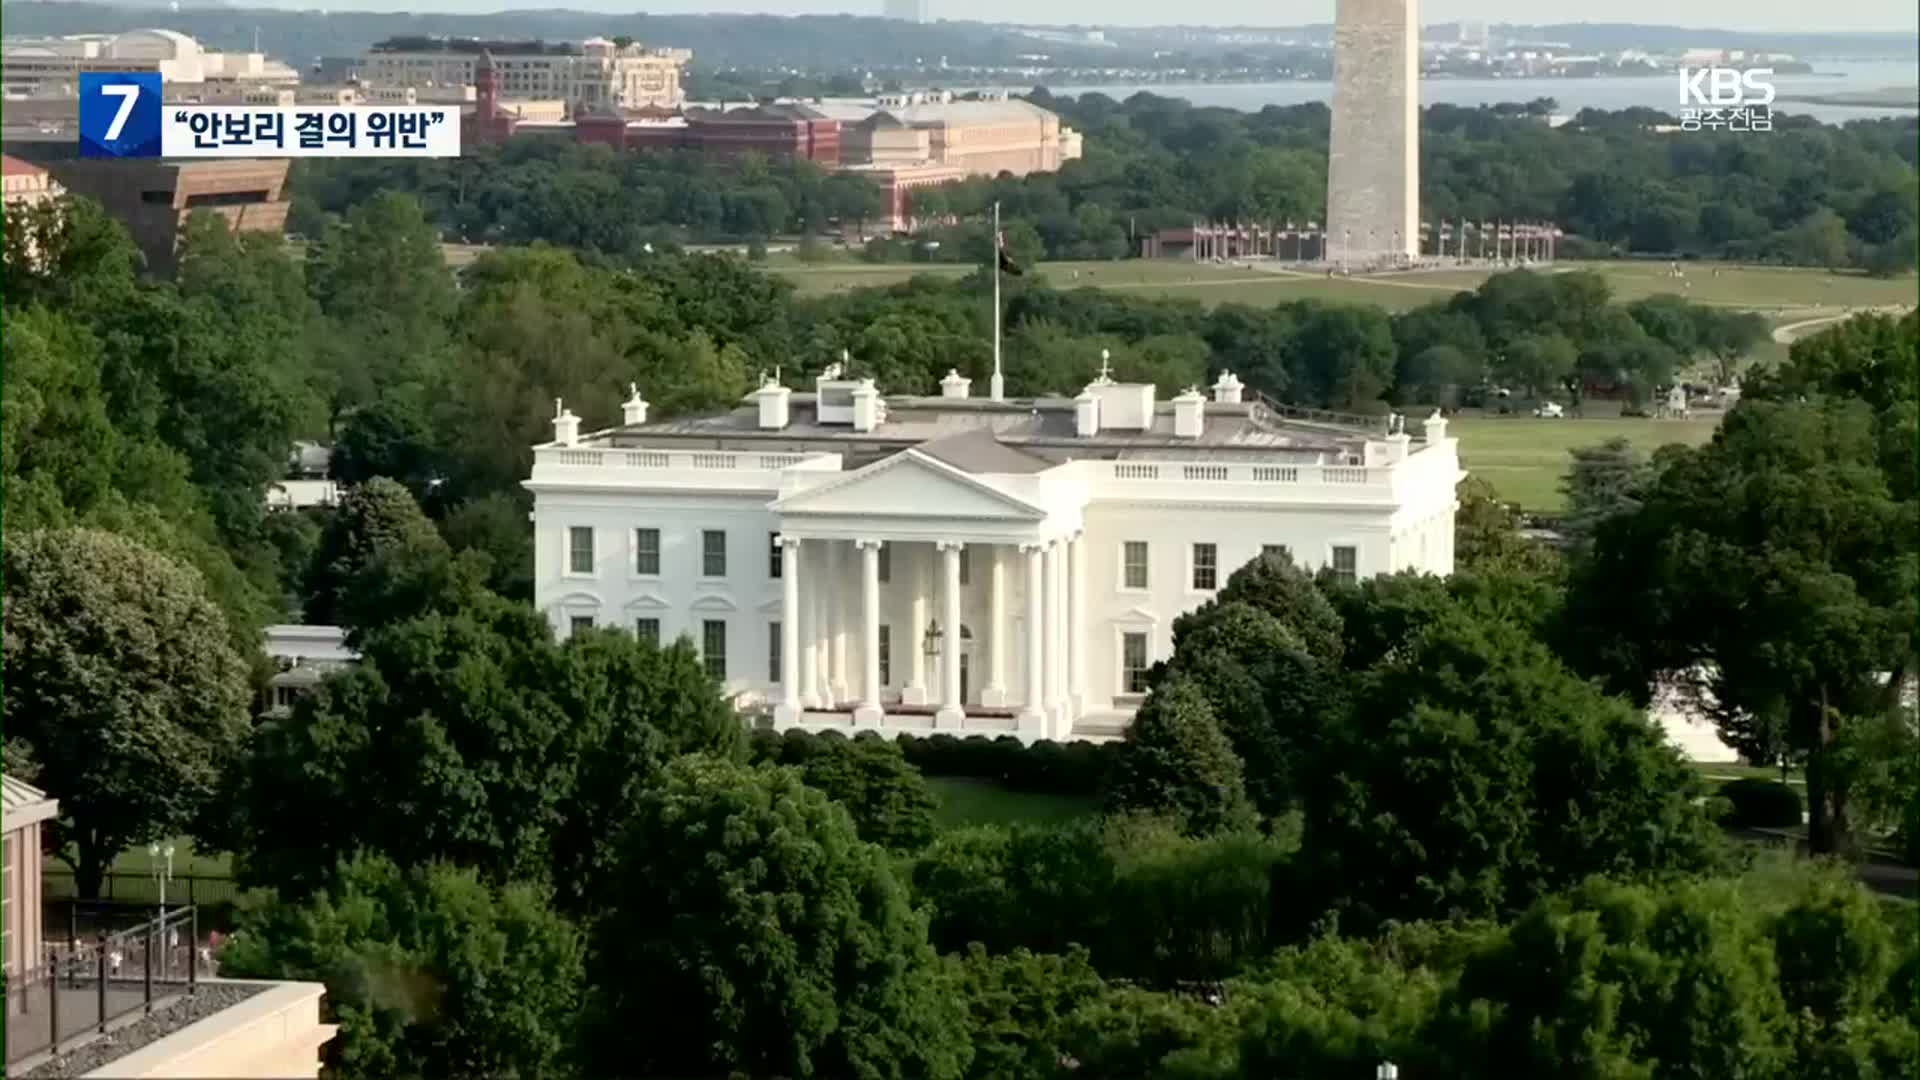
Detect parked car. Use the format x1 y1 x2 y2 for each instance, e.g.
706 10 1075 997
1533 402 1566 418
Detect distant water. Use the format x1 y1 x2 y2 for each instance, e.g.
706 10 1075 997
1057 60 1918 125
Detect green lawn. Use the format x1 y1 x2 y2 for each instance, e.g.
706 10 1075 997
770 256 1914 314
42 836 238 906
1453 415 1720 511
927 777 1100 830
1688 762 1806 788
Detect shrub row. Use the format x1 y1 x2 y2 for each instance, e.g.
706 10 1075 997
894 733 1120 796
747 728 1123 796
1718 778 1804 829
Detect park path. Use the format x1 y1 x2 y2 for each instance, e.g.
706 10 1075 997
1771 305 1912 343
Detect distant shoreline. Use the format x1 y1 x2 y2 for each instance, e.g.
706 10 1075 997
1775 86 1919 109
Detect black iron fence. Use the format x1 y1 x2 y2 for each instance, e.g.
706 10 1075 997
4 905 201 1067
42 868 240 908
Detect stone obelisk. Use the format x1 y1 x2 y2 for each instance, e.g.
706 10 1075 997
1326 0 1420 266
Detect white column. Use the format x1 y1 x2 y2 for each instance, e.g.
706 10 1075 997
854 540 884 725
828 541 849 704
1018 543 1045 737
1067 531 1086 719
935 541 965 728
799 539 820 710
1043 539 1063 737
903 543 929 706
775 536 802 726
981 545 1008 707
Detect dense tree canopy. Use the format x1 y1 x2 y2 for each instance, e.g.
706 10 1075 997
220 855 585 1079
1567 313 1919 854
2 528 252 897
236 597 741 903
585 754 970 1080
289 93 1918 274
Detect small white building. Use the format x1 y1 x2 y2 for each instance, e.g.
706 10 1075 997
262 624 355 716
525 369 1464 743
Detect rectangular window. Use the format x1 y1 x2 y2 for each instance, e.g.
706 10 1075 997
1331 545 1358 583
769 533 783 578
568 526 594 574
958 545 971 586
702 620 727 679
879 624 892 686
1192 543 1218 591
769 621 782 683
877 542 891 583
570 615 594 635
703 530 727 577
1122 632 1150 694
1262 544 1290 563
1123 541 1149 589
635 617 660 645
634 528 660 575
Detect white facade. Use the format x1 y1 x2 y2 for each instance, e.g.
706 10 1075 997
526 373 1462 744
361 37 689 109
1 30 299 98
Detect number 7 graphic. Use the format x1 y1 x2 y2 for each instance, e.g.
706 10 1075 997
79 72 161 158
101 83 140 141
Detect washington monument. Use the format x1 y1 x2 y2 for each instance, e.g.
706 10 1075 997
1326 0 1420 264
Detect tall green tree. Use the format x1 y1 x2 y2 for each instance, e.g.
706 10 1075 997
1106 676 1256 834
1558 436 1649 549
219 855 585 1080
1303 608 1718 928
585 755 970 1080
1569 317 1918 854
303 477 452 628
2 529 252 897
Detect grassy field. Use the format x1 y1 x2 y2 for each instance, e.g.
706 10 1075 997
769 255 1915 314
42 836 241 907
927 777 1100 830
1453 416 1720 510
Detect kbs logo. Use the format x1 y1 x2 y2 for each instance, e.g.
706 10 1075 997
1677 67 1775 132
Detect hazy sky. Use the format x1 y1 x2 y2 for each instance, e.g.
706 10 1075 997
338 1 1917 31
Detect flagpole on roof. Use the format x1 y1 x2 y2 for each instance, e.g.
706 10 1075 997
990 200 1005 401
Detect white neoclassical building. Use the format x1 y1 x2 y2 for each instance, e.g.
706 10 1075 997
526 367 1463 743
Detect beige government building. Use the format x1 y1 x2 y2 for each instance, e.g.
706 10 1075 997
361 35 689 110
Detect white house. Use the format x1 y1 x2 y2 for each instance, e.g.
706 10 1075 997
525 367 1464 744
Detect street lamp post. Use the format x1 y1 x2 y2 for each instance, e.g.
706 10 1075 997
150 842 175 977
149 843 174 921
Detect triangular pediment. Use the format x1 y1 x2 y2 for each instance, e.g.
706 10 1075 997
623 593 670 612
774 450 1046 521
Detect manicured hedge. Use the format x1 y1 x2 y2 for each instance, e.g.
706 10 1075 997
748 728 1122 797
1718 778 1804 829
894 733 1120 797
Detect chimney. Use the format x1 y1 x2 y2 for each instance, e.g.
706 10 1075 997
1075 388 1100 437
621 383 649 426
1423 410 1449 443
756 374 792 430
551 398 580 447
851 379 881 433
1172 387 1206 439
939 369 971 399
1211 370 1244 404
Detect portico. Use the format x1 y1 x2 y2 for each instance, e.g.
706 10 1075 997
769 445 1089 742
